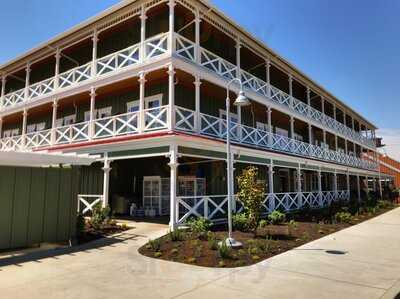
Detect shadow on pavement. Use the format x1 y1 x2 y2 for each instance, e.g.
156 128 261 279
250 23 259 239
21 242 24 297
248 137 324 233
0 231 144 269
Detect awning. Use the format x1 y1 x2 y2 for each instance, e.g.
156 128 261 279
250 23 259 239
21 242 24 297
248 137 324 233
0 151 98 167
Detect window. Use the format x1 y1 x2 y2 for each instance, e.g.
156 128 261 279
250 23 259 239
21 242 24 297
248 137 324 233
294 133 303 142
56 118 64 127
256 122 269 132
219 109 239 124
127 100 140 113
64 115 76 125
26 122 46 133
275 127 288 137
97 107 112 119
27 124 36 134
3 129 19 138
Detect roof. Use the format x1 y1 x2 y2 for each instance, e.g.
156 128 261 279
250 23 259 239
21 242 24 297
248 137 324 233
0 151 97 167
0 0 377 129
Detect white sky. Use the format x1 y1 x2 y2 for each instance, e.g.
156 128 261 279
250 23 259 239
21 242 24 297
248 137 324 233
377 129 400 162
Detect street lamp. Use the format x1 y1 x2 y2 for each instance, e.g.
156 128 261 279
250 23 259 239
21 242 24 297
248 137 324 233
223 78 250 248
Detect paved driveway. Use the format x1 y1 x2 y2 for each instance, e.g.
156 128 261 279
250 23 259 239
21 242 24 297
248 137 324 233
1 209 400 299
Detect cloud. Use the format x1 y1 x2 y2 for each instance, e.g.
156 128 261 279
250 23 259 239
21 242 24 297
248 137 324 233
377 128 400 162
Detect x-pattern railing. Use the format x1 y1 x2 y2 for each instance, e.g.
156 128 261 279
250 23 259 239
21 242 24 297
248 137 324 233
94 111 140 139
97 44 140 76
1 135 24 151
59 63 92 89
55 122 89 144
144 106 168 131
200 48 237 81
175 34 195 62
78 194 104 215
176 190 349 224
179 106 378 170
145 33 168 59
29 77 55 99
25 129 52 149
175 106 195 132
3 89 25 107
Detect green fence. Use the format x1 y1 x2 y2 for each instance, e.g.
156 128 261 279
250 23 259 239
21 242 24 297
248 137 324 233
0 166 80 250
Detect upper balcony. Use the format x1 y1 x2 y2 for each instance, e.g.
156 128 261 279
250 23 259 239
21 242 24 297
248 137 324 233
0 0 376 149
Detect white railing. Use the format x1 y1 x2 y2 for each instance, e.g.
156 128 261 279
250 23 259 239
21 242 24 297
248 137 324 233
0 135 24 151
96 43 140 76
175 34 195 62
176 190 350 224
58 62 92 89
145 33 168 59
29 77 56 99
175 106 378 171
3 89 25 107
25 129 52 149
78 194 104 215
93 110 140 139
55 121 90 145
200 48 237 81
144 106 169 131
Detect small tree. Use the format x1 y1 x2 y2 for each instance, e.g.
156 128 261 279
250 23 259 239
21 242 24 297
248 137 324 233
237 166 266 232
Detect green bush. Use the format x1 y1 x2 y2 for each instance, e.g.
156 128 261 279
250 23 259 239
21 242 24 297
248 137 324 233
258 219 268 228
148 238 162 251
334 211 352 224
218 239 231 259
91 203 111 229
237 166 266 231
187 217 212 233
232 213 249 231
377 200 394 209
268 211 286 225
76 213 86 236
207 232 218 250
168 229 185 242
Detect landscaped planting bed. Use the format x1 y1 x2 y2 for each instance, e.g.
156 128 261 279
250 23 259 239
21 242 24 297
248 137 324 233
139 201 397 268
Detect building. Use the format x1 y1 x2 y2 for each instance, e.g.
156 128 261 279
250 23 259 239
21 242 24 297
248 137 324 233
375 152 400 201
0 0 381 230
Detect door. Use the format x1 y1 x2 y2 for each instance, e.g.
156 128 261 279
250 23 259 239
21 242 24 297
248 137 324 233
143 176 161 215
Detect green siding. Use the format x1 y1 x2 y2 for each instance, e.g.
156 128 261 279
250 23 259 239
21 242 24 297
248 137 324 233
0 167 16 249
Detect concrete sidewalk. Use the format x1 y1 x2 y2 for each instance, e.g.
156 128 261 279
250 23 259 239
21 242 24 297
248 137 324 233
1 209 400 299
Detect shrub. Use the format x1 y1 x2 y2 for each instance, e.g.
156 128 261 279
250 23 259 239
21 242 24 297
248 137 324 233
208 233 218 250
232 213 249 231
218 239 231 259
268 211 286 225
91 203 111 229
334 211 353 224
168 229 185 242
377 200 393 210
187 217 212 233
154 252 162 258
258 219 268 228
148 238 162 251
237 166 266 231
76 213 86 236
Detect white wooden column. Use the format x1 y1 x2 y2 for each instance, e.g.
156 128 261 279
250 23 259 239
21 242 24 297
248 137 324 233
265 59 271 98
168 64 175 130
1 76 6 108
91 29 98 77
268 161 274 211
168 0 175 54
318 170 322 206
290 116 295 139
356 174 361 203
352 117 355 131
54 48 61 89
89 87 96 139
194 75 201 133
169 145 178 230
24 63 31 101
333 103 337 121
333 171 338 195
308 123 312 144
306 86 311 117
297 165 302 207
335 135 338 151
321 97 325 115
267 106 273 146
0 117 3 138
194 8 201 64
102 154 111 208
236 38 241 79
22 109 28 147
138 72 146 133
140 5 147 62
346 171 350 196
51 98 58 145
323 130 327 145
288 74 293 107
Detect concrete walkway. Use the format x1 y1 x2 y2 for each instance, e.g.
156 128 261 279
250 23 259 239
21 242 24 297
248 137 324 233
1 209 400 299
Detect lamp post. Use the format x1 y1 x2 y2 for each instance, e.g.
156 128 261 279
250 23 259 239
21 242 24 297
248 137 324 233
223 78 250 248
